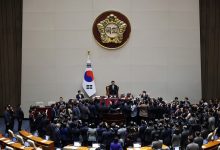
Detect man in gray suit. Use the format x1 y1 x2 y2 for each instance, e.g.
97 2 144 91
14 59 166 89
186 135 199 150
152 135 163 150
208 112 216 131
194 131 203 150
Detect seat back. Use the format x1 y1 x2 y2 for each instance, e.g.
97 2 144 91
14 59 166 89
5 146 14 150
16 135 25 145
8 129 15 138
27 139 37 149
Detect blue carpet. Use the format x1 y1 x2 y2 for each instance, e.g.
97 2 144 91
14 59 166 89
0 117 30 135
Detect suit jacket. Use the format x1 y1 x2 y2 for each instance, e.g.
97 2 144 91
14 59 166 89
108 85 119 96
102 130 114 145
186 142 199 150
161 128 172 146
76 94 84 100
181 130 190 149
4 110 10 124
194 137 203 149
110 142 123 150
172 134 181 147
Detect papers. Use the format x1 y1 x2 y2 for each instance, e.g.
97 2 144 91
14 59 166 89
41 139 47 143
0 137 6 140
20 146 25 149
27 135 33 138
63 146 79 150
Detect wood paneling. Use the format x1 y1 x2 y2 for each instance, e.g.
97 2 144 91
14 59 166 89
200 0 220 100
0 0 22 115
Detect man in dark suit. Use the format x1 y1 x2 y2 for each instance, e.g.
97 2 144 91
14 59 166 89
4 106 11 133
15 105 24 131
110 137 123 150
76 90 84 100
194 131 203 150
152 135 163 150
186 135 199 150
108 81 119 97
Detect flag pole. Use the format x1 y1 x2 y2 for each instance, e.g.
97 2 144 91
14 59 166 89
88 50 90 59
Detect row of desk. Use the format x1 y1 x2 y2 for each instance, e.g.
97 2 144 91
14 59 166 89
1 130 220 150
0 134 34 150
202 138 220 150
19 130 54 150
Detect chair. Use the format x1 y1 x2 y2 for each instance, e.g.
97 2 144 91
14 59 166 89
16 135 25 145
27 139 42 150
5 146 14 150
8 129 15 138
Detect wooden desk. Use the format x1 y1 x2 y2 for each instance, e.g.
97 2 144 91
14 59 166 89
35 106 52 120
0 134 34 150
19 130 54 150
102 113 126 124
202 139 220 150
127 145 169 150
63 145 89 150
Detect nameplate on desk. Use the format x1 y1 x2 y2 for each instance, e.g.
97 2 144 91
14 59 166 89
20 146 25 149
27 135 33 138
41 140 47 143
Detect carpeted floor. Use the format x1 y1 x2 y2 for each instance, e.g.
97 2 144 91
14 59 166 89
0 117 30 135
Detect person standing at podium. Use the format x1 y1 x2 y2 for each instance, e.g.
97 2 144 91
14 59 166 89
108 81 119 97
76 90 84 100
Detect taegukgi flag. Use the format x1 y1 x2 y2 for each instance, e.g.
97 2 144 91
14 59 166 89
82 51 96 97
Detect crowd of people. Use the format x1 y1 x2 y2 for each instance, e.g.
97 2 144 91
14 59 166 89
27 91 220 150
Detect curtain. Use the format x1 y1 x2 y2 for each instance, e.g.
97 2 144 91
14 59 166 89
0 0 22 115
200 0 220 100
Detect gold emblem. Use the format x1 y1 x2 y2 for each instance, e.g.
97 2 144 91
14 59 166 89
97 14 127 44
93 10 131 49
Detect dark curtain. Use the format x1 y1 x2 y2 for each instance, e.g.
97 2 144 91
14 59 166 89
200 0 220 100
0 0 22 115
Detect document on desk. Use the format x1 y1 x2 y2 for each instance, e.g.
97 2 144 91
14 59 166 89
41 139 47 143
20 146 25 149
27 135 33 138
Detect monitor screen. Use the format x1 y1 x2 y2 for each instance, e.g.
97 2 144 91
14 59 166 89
34 132 38 136
174 147 180 150
24 142 30 147
133 143 141 148
92 143 100 148
203 139 208 144
74 142 81 147
12 137 17 142
45 135 50 140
